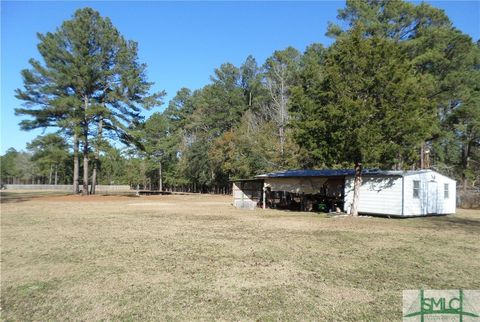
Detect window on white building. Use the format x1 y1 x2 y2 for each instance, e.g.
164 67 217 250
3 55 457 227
444 183 449 198
413 180 420 198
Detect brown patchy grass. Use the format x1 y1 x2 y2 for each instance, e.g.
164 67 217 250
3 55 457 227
1 191 479 321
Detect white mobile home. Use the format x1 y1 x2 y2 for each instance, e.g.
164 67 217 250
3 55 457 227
232 169 456 216
344 170 456 216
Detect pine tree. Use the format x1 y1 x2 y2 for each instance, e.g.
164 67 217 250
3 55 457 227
291 24 437 215
26 134 69 185
15 8 163 195
327 0 479 177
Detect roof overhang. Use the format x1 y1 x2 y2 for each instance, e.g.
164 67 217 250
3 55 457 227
229 178 264 182
254 169 432 179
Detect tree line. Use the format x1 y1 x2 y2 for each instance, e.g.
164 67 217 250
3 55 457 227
2 1 479 212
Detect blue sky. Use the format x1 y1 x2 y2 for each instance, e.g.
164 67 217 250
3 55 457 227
1 1 479 154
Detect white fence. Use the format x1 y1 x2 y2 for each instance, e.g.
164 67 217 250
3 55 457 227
3 184 132 192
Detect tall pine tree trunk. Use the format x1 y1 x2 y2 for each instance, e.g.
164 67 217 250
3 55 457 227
91 160 97 194
54 164 58 185
350 162 362 216
462 142 471 193
73 133 79 194
82 132 89 195
90 119 103 195
158 161 163 191
49 165 53 185
82 96 89 196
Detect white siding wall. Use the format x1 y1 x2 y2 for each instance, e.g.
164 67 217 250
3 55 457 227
344 176 403 216
232 181 263 210
403 172 456 216
440 174 457 214
403 173 425 216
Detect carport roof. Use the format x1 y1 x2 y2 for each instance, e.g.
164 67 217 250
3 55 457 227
255 169 432 178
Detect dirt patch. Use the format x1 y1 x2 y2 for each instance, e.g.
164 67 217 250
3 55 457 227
127 202 176 206
38 194 139 202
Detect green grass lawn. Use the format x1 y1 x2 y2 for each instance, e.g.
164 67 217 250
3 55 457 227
1 191 479 321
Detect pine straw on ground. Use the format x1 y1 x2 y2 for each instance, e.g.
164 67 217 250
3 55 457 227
1 191 479 321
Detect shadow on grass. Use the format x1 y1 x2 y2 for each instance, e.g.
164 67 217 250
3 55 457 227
361 210 480 234
94 193 139 198
0 190 139 203
410 214 480 234
0 191 69 204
